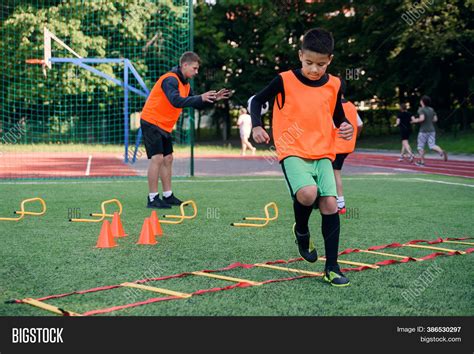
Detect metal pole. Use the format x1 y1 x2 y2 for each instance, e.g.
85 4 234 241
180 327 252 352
124 60 129 163
189 0 195 177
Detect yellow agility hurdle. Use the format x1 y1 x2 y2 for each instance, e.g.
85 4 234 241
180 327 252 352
231 202 278 228
69 199 122 223
161 200 197 225
0 197 46 222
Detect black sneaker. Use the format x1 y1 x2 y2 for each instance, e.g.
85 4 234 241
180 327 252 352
293 223 318 263
163 193 183 206
323 264 350 287
147 195 171 209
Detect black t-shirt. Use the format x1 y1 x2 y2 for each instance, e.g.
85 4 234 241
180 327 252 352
397 111 412 131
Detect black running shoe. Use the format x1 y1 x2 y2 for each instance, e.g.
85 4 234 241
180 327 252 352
293 223 318 263
147 195 171 209
163 193 183 206
323 264 350 287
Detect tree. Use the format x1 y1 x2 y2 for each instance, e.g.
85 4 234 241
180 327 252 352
194 0 473 138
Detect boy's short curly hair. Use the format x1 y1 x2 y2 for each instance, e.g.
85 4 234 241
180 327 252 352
301 28 334 55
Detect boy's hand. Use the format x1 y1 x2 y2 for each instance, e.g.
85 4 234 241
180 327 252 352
201 90 217 103
338 122 353 140
252 126 270 144
215 88 232 101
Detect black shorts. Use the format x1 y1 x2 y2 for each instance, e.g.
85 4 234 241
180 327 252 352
400 128 411 141
332 153 349 170
140 119 173 158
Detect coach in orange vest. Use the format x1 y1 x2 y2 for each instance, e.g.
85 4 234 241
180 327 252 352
333 78 363 214
141 52 230 208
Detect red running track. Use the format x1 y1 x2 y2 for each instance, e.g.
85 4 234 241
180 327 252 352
0 152 137 178
346 153 474 178
0 151 472 179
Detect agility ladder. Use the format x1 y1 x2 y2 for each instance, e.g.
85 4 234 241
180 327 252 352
8 236 473 316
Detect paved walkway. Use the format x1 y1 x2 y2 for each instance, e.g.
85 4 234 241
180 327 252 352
130 150 474 178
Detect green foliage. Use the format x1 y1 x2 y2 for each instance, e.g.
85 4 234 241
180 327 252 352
193 0 473 137
0 0 191 145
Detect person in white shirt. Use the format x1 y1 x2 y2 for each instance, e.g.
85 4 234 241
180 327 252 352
237 107 256 156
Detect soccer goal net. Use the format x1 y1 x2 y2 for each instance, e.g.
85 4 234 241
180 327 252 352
0 0 193 179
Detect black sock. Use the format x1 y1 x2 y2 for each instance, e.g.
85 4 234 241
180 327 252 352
321 212 340 267
293 198 313 234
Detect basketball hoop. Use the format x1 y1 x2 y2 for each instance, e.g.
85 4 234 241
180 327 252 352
25 58 47 77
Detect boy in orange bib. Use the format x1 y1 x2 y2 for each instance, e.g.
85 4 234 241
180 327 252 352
251 28 353 286
333 79 363 214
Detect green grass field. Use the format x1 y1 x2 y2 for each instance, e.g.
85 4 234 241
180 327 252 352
0 174 473 316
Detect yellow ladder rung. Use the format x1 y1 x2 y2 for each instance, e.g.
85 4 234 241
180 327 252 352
359 249 411 259
358 249 424 262
121 282 192 299
191 271 261 286
22 298 81 316
254 263 324 276
443 240 474 246
319 257 379 269
404 244 466 254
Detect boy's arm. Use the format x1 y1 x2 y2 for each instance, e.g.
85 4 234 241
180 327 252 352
162 77 211 109
333 88 350 128
250 75 283 128
334 86 353 140
251 76 283 144
357 113 363 137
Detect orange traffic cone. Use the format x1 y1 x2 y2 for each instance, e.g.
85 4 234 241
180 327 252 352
136 217 157 245
111 212 128 238
150 211 163 237
96 220 117 248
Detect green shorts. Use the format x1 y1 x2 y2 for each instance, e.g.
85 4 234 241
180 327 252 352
281 156 337 199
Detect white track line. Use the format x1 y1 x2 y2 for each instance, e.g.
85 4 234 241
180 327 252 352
412 178 474 188
0 176 473 187
0 178 284 185
85 155 92 176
